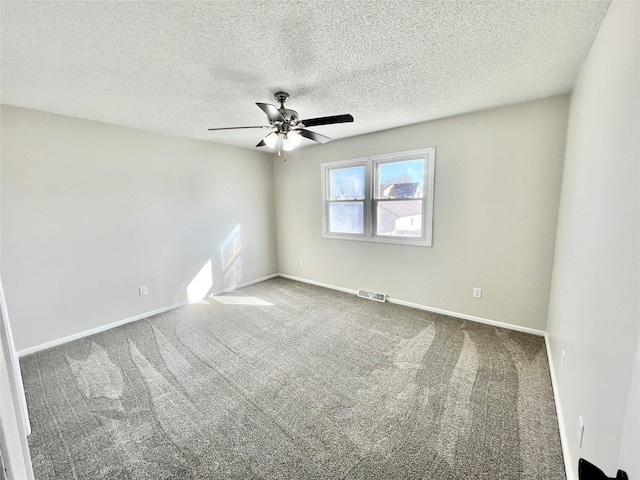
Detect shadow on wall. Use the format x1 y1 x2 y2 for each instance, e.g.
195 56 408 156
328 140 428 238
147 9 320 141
183 225 243 304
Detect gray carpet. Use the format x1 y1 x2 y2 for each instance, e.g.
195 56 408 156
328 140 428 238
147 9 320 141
20 277 565 479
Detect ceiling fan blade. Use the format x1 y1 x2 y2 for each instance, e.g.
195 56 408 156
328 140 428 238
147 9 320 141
298 128 331 144
208 125 269 131
256 103 285 123
300 114 354 128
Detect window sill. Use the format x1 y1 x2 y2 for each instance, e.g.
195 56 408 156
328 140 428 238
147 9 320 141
322 232 432 247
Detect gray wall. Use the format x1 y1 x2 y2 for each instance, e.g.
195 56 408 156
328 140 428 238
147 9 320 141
274 95 569 332
1 105 278 351
546 1 639 479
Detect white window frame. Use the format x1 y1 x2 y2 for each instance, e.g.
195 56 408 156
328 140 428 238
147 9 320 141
322 147 435 247
321 157 370 239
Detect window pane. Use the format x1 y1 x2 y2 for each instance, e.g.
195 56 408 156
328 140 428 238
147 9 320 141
377 159 424 199
329 166 365 200
328 202 364 234
376 200 423 237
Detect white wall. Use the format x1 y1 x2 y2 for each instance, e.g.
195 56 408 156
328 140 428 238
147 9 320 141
546 1 639 479
274 95 569 332
1 105 278 352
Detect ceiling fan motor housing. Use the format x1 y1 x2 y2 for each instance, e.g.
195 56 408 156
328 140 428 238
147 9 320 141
278 109 299 127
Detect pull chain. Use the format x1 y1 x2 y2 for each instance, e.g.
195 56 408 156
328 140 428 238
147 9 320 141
276 140 286 161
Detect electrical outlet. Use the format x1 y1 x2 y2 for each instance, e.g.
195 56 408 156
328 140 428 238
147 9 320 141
578 416 584 448
139 286 148 296
562 350 566 370
299 259 304 266
473 287 482 299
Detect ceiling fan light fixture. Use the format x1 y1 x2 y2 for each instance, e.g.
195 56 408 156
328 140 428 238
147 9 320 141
264 132 279 149
283 131 302 151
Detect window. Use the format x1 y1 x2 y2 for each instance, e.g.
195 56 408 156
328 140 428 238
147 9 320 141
325 163 366 235
322 147 435 246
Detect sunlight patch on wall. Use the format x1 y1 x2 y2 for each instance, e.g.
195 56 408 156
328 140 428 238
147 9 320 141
187 259 213 303
221 225 242 291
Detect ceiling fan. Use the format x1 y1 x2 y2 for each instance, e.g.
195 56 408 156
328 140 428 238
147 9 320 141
208 92 354 155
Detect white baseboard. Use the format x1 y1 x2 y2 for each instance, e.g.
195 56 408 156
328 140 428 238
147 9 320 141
278 273 359 295
17 301 187 357
278 273 545 337
389 297 545 336
545 333 573 480
17 273 280 357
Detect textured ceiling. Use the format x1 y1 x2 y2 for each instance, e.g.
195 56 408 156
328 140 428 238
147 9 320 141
1 1 610 150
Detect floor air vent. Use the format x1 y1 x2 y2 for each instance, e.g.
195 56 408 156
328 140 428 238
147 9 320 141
357 290 387 302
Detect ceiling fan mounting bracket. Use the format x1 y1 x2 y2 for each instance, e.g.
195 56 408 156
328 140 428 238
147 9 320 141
274 91 289 108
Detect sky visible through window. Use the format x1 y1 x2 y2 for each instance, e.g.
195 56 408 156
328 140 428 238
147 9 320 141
329 166 365 200
379 158 424 184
